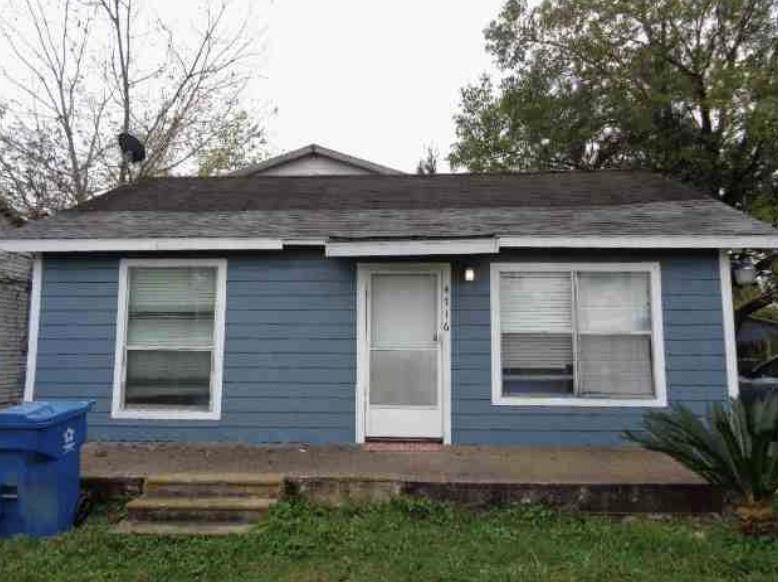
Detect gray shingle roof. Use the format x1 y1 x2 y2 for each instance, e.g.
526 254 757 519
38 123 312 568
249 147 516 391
2 171 776 247
73 170 709 211
4 201 774 240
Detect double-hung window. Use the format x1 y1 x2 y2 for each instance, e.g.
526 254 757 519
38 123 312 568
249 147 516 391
112 259 227 420
491 263 666 406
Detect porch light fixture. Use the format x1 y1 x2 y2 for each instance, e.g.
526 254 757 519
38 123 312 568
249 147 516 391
733 262 757 286
464 267 476 282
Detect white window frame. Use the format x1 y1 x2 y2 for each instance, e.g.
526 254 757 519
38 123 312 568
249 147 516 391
490 262 667 407
111 258 228 420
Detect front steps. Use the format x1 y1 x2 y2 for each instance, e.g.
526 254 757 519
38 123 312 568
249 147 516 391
116 473 282 536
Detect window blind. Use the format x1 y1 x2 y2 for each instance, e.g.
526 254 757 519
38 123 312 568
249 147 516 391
123 266 217 411
499 272 574 395
500 272 572 333
127 267 216 349
129 267 216 314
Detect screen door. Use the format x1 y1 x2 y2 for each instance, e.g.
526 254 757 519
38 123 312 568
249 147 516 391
363 267 445 439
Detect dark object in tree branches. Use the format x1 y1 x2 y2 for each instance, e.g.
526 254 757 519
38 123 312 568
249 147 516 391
117 133 146 164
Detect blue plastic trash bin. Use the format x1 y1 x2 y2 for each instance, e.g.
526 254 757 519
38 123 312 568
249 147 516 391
0 400 93 538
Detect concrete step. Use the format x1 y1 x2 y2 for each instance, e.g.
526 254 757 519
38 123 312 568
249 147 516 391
113 520 256 536
126 496 277 523
144 473 283 499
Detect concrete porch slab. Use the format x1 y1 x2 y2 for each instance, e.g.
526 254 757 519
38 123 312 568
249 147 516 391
80 443 721 513
82 442 704 485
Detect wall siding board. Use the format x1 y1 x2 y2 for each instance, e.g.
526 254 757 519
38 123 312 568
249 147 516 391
39 325 117 341
448 249 729 445
224 310 355 325
228 324 355 340
85 426 355 444
35 252 357 443
666 340 725 356
34 249 729 445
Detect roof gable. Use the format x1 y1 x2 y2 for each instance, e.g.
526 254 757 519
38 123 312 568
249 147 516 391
231 144 403 176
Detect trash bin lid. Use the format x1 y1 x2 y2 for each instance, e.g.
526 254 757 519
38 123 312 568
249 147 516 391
0 400 94 428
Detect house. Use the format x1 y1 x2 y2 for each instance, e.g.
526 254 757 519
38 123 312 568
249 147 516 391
231 143 403 176
0 200 31 407
1 145 777 446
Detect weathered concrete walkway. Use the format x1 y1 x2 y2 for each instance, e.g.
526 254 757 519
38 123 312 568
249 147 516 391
83 442 702 485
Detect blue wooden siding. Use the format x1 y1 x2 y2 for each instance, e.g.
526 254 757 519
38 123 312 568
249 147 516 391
34 249 728 446
450 250 728 446
34 252 356 444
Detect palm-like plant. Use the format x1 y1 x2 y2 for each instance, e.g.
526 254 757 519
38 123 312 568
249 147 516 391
624 394 778 526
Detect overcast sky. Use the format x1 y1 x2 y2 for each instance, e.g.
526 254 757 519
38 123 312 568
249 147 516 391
1 0 506 173
243 0 506 171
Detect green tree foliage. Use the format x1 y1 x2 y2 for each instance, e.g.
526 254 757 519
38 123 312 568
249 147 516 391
451 0 778 210
197 111 269 177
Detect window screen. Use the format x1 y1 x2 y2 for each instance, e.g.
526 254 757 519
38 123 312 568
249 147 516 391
122 266 217 411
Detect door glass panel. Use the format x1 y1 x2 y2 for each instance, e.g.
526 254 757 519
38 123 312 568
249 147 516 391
371 274 437 347
369 349 438 406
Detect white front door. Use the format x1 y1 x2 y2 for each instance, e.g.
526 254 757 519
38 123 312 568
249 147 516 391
358 264 450 441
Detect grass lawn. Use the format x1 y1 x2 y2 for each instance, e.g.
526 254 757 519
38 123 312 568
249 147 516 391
2 499 778 581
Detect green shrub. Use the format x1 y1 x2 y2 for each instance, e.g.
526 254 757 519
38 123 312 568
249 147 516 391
625 394 778 524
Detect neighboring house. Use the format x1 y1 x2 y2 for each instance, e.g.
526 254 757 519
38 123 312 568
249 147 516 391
0 200 31 407
737 316 778 376
737 317 778 398
2 145 777 446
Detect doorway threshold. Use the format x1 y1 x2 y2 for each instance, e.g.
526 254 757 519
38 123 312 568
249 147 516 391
363 439 444 452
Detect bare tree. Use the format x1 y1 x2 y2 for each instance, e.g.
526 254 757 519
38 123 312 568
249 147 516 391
0 0 267 217
0 0 108 215
99 0 133 184
416 144 439 175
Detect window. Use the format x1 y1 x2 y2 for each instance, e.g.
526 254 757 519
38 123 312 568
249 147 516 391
490 263 666 407
112 259 227 420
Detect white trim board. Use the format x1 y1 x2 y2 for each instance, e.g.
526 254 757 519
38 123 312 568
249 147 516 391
498 235 778 249
4 234 778 254
719 250 739 398
329 236 778 256
328 239 498 257
0 238 284 253
489 261 668 408
23 255 42 402
111 258 228 421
